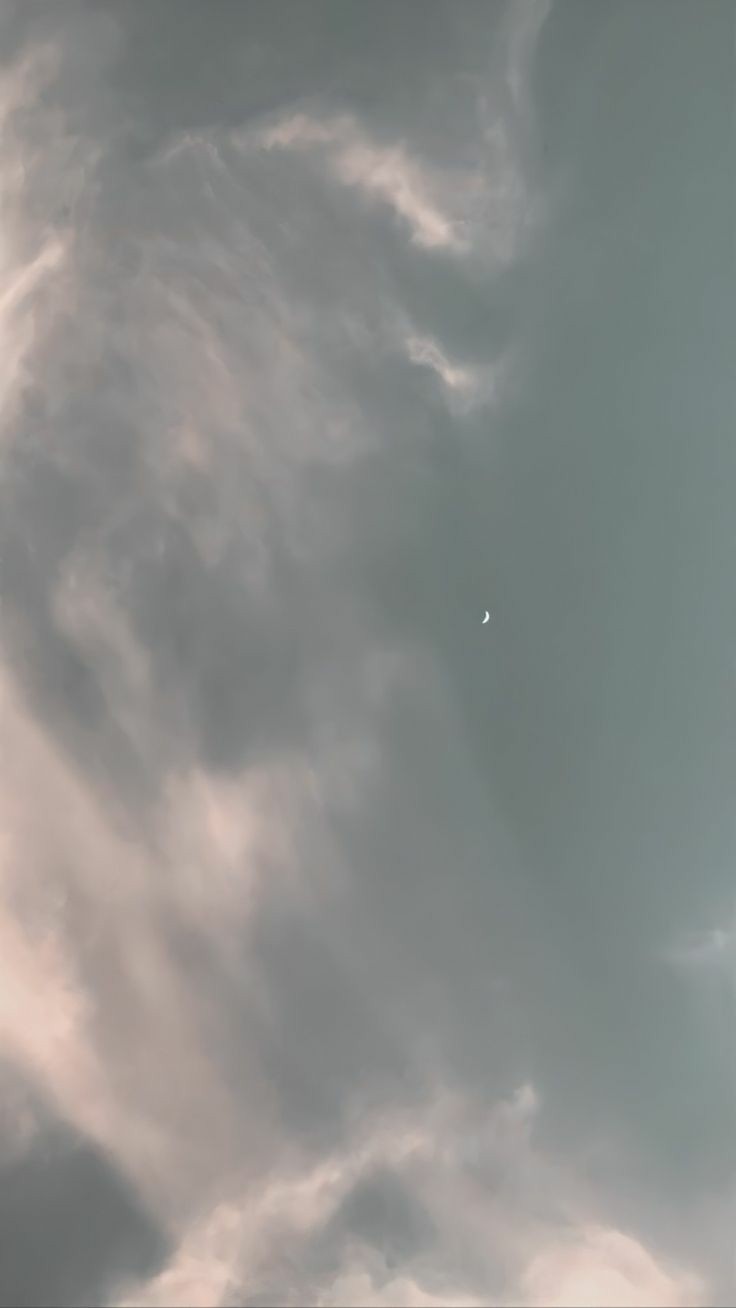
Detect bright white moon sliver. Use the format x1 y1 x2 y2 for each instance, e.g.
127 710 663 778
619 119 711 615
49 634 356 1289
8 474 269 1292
482 611 490 624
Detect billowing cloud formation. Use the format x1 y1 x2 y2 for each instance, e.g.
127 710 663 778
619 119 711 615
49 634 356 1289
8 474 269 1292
0 2 733 1305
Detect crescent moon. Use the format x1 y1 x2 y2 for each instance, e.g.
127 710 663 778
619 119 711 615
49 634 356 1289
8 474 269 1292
482 610 490 624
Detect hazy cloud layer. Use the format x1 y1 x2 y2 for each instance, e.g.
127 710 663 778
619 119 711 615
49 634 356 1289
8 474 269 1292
0 2 734 1304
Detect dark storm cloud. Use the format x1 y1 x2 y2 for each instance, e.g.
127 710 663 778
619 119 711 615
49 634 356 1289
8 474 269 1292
0 1081 168 1308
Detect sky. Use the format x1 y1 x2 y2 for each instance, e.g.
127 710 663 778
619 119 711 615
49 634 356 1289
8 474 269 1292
0 2 734 1305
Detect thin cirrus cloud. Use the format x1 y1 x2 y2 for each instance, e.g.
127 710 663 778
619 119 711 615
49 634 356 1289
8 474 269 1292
0 2 733 1306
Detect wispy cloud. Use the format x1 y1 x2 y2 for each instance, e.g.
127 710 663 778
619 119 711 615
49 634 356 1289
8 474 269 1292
252 112 469 252
664 909 736 972
403 331 503 415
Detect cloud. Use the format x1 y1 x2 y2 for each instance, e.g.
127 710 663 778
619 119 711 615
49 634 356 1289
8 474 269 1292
504 0 553 118
0 47 76 426
115 1202 242 1308
0 3 732 1305
0 1074 168 1308
520 1226 704 1308
315 1269 486 1307
403 331 504 414
665 915 736 972
117 1079 705 1308
249 93 533 268
255 112 466 251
